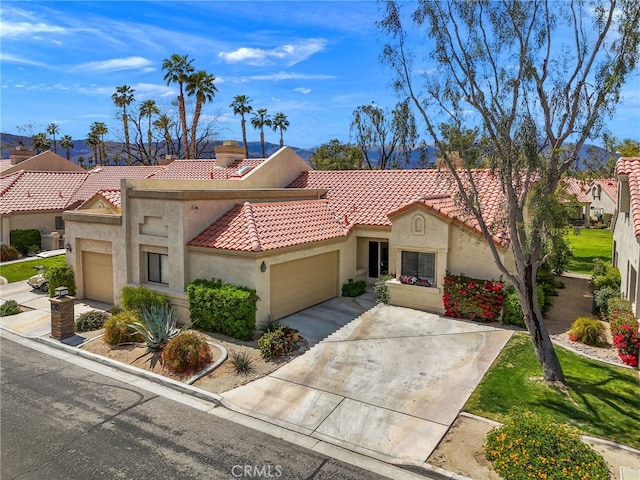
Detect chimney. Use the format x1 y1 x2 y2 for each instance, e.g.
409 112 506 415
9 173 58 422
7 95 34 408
157 154 176 166
214 140 245 167
10 145 35 165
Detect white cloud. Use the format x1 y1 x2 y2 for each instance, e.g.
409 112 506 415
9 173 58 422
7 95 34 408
294 87 311 95
245 71 336 82
0 53 48 67
73 56 154 73
0 20 68 38
219 38 327 67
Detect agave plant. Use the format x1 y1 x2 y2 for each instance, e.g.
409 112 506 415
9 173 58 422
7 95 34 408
130 303 182 351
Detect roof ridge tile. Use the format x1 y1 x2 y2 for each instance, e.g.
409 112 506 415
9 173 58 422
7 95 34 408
242 202 261 252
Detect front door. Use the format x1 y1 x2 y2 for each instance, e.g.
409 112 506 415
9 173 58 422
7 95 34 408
368 241 389 278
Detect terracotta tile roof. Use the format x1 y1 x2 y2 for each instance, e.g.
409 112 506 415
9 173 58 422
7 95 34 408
188 200 348 251
563 177 590 203
287 169 506 230
79 189 122 211
150 159 264 180
616 157 640 236
592 177 617 202
67 165 162 208
0 170 89 214
0 159 12 174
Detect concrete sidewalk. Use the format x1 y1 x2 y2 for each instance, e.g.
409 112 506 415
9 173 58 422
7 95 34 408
221 304 514 467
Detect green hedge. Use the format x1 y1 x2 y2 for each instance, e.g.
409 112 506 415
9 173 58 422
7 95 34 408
502 285 545 328
342 280 366 297
186 278 259 341
10 229 41 255
120 285 170 314
45 264 76 297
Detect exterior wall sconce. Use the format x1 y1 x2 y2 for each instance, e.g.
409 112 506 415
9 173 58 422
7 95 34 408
65 241 72 252
260 261 267 273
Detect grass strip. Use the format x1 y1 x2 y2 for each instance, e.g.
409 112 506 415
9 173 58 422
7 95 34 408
0 256 67 283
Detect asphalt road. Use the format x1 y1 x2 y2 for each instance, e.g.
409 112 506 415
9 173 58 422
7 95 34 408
0 336 390 480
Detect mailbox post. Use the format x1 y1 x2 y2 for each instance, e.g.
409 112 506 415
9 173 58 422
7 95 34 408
50 286 75 340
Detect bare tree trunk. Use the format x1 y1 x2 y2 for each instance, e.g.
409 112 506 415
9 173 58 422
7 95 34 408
518 264 565 383
241 118 248 158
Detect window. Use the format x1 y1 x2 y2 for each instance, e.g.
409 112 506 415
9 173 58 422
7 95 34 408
148 253 169 284
401 251 435 287
55 216 65 229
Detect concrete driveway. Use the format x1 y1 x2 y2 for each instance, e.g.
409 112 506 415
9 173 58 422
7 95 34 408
221 303 513 467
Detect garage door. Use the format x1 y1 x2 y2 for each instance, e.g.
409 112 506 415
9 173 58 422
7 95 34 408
270 251 338 320
83 251 114 304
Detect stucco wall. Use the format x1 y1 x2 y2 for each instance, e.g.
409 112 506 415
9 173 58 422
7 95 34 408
447 225 511 281
0 211 65 246
613 211 640 312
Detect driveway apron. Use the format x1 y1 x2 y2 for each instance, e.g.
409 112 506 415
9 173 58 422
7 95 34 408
221 304 513 467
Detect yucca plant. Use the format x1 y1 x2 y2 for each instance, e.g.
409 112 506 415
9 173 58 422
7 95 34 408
130 303 182 351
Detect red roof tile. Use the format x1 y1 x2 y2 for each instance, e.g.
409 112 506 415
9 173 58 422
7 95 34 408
188 200 348 251
563 177 590 203
79 189 122 210
592 177 617 202
0 170 89 214
68 166 162 208
150 159 264 180
616 157 640 236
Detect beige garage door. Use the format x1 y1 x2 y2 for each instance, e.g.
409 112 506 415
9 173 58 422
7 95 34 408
83 251 114 304
270 251 338 320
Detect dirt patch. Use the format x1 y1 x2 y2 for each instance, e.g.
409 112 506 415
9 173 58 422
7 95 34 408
427 274 637 479
80 330 306 392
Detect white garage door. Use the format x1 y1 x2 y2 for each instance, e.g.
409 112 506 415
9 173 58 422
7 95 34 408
270 251 338 320
83 251 114 304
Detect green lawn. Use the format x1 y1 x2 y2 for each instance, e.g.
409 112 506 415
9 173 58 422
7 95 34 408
0 256 67 283
464 333 640 449
566 228 612 274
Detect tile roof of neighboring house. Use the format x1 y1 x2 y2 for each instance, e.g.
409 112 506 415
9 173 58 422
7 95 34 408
150 159 264 180
0 170 89 215
615 157 640 237
563 177 590 203
188 200 348 252
0 159 12 174
287 169 507 231
592 177 617 202
67 166 162 208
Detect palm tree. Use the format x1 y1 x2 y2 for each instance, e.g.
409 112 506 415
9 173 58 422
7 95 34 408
140 99 159 163
86 132 100 167
32 132 49 153
162 54 194 158
153 114 176 158
230 95 253 158
185 70 217 159
46 123 59 153
112 85 135 163
60 135 74 161
251 108 272 159
271 112 289 149
90 122 108 165
77 156 85 169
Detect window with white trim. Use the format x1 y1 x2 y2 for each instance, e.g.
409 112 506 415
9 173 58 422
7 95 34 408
148 252 169 284
400 251 435 287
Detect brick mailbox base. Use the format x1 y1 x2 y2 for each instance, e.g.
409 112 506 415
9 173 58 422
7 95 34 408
50 296 76 340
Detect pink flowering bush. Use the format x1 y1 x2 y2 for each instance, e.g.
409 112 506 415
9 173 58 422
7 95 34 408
443 272 504 322
609 306 640 367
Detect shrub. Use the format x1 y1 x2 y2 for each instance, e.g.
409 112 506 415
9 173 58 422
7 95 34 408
130 303 181 352
443 273 504 322
45 264 76 297
187 278 258 341
0 300 21 317
10 229 41 255
590 261 621 291
1 244 20 262
591 258 608 278
120 285 169 315
342 280 366 297
103 311 143 346
548 234 573 276
609 308 640 367
257 326 296 359
229 350 255 376
569 317 605 346
75 310 109 332
162 330 212 375
593 286 620 318
261 316 281 333
502 285 545 328
607 297 633 320
486 412 609 480
28 244 41 255
373 274 393 304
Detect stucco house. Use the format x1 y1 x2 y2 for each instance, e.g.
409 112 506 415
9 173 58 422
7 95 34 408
612 157 640 314
63 141 514 327
586 178 617 223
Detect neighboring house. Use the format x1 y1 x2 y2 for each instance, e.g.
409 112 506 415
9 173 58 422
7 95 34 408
585 178 617 222
563 177 591 226
0 148 85 177
612 157 640 315
63 141 514 327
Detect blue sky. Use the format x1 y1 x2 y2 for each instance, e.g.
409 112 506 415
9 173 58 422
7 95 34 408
1 1 639 149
